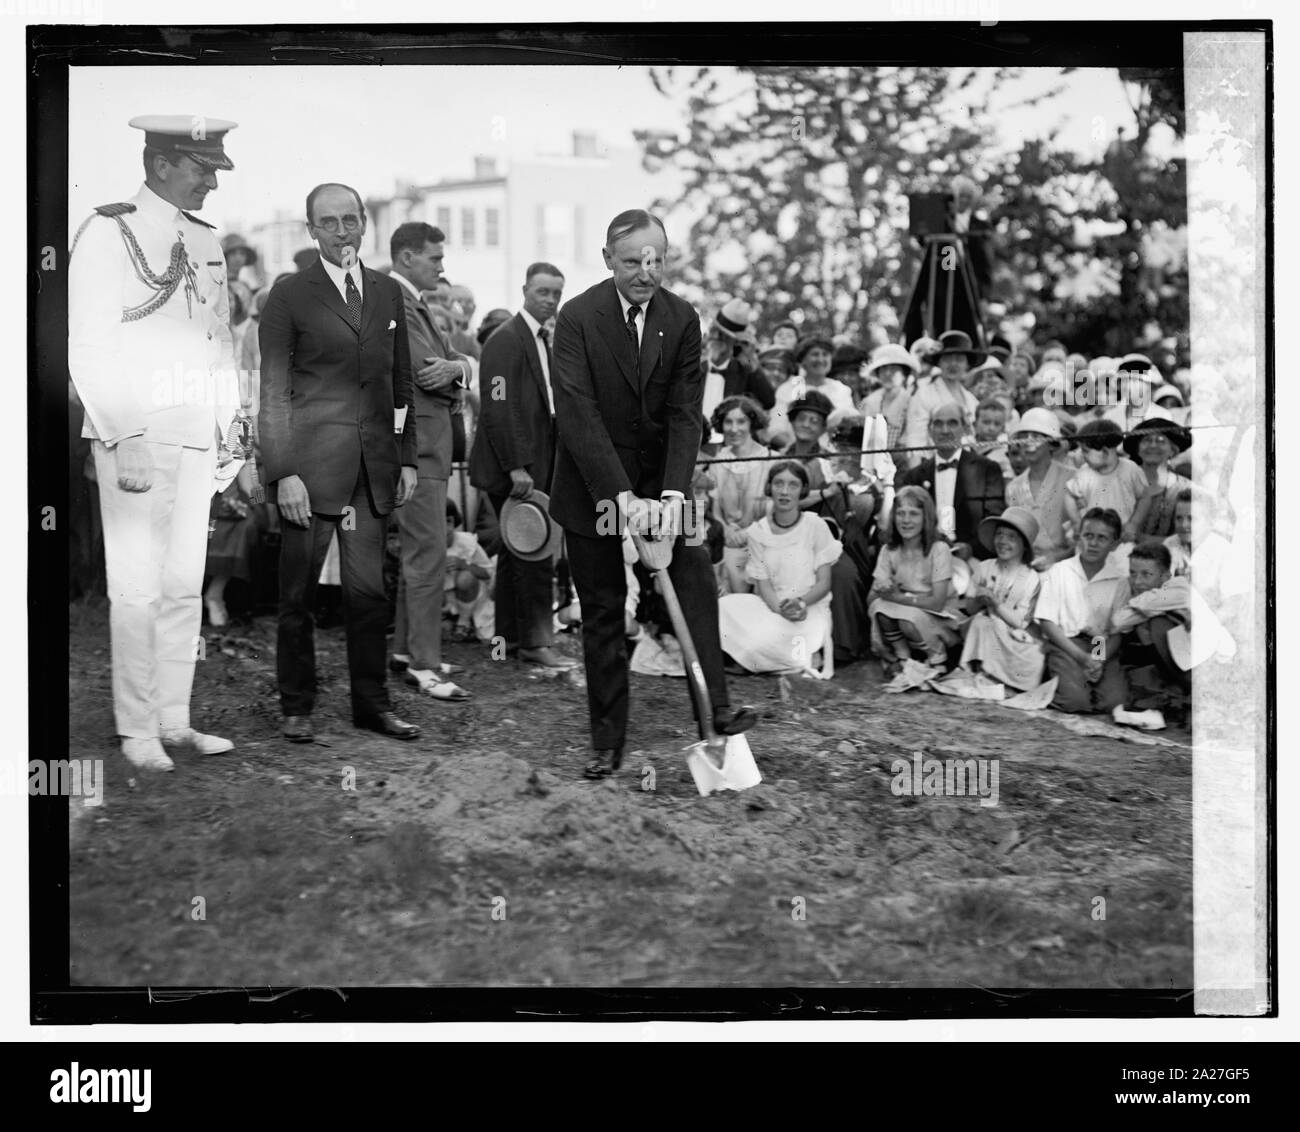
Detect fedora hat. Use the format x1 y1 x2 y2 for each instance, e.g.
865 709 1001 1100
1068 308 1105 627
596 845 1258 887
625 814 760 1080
499 489 563 562
928 330 986 367
978 506 1040 556
1122 408 1192 458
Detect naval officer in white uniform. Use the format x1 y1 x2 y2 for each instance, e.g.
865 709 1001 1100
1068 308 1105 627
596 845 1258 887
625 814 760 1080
68 115 243 771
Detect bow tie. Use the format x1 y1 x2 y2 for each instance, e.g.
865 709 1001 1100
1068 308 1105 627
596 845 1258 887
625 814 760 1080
936 458 961 472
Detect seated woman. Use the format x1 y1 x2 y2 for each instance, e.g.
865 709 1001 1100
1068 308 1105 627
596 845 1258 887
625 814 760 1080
1123 409 1194 539
717 461 842 675
710 395 776 593
957 506 1046 691
868 484 963 676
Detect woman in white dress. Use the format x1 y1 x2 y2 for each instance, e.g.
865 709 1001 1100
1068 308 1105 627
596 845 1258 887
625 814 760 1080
718 461 842 674
711 396 776 593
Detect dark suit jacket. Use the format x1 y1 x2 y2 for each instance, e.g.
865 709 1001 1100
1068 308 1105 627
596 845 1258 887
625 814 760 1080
550 278 703 538
469 312 555 498
900 449 1006 559
258 260 417 515
714 356 775 410
396 276 469 480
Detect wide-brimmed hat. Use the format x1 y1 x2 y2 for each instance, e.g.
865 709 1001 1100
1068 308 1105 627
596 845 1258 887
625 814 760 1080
987 334 1013 362
1122 408 1192 458
1117 352 1162 383
1152 382 1185 407
787 389 835 422
928 330 986 367
979 506 1040 555
866 343 919 377
1013 406 1064 441
499 489 563 562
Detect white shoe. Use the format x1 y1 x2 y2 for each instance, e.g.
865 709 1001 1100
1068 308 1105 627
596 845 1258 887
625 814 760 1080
122 738 175 771
1111 706 1167 731
160 727 234 755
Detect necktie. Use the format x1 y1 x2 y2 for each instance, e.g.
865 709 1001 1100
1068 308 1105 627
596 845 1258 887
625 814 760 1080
538 325 551 362
937 459 960 471
626 305 641 378
344 272 362 332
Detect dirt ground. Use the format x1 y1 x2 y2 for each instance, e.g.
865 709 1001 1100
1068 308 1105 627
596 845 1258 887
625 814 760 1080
67 596 1194 989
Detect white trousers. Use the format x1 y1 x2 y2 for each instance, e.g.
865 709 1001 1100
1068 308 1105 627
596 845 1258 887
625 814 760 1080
92 440 215 738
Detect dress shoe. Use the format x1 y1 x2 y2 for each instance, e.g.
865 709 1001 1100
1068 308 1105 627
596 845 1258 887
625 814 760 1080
583 747 624 779
121 738 174 772
388 653 411 673
405 669 471 701
518 646 576 669
712 705 757 736
354 711 421 740
160 727 234 756
1112 705 1167 731
281 715 314 743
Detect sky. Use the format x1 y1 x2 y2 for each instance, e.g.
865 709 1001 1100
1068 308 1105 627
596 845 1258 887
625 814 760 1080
68 64 1141 241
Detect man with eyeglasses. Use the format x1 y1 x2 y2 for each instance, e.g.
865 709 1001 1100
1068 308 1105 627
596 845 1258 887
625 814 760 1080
258 182 422 744
68 115 243 772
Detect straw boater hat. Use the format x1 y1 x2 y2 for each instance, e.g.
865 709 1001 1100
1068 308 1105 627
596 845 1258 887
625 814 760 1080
713 297 757 345
978 506 1040 556
498 489 563 562
1122 407 1192 459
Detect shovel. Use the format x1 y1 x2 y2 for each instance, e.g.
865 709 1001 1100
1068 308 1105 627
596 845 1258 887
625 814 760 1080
630 527 762 797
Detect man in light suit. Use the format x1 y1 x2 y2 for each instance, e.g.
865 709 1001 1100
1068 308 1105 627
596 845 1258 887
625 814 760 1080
68 115 243 771
468 261 574 668
258 183 421 742
899 402 1006 560
551 209 756 779
386 221 474 700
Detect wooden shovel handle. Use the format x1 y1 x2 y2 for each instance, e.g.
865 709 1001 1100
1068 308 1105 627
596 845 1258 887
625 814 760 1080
652 559 720 745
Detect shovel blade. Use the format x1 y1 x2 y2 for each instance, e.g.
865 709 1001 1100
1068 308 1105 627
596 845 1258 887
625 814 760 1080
685 733 762 796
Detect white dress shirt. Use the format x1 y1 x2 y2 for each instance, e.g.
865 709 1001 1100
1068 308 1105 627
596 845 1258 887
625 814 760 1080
519 307 554 414
319 252 364 304
616 287 648 347
933 452 961 539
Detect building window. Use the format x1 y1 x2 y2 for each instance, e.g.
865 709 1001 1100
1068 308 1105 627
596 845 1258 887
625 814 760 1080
537 203 573 264
461 207 476 248
436 207 451 239
485 207 500 248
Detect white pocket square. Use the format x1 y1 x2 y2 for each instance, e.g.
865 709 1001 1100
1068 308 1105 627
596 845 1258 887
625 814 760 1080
388 319 397 330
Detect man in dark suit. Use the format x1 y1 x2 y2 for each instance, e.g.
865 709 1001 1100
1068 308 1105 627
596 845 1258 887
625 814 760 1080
258 182 421 742
386 221 474 701
899 401 1005 560
551 209 756 779
468 261 574 668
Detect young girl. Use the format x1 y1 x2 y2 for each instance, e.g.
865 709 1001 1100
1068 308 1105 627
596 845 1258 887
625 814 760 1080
710 395 776 594
1065 418 1153 540
957 507 1046 690
717 461 842 675
868 485 964 676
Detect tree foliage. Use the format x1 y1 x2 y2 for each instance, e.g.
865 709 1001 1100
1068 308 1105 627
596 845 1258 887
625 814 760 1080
638 66 1187 366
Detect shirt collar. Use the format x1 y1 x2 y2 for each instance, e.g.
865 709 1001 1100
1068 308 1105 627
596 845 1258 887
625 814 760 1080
519 307 543 336
1068 553 1126 583
134 183 184 226
390 268 421 301
616 286 651 321
320 253 364 292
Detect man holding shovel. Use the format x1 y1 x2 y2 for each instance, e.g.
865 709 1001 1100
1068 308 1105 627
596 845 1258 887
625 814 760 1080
550 209 757 780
